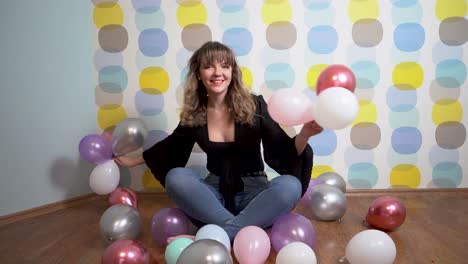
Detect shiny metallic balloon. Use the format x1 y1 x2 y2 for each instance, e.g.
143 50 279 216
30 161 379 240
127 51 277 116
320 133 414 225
100 204 141 243
176 239 233 264
112 118 148 156
366 196 406 231
317 172 347 193
308 184 347 221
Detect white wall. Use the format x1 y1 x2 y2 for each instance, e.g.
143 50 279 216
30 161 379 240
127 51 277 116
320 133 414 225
0 1 95 216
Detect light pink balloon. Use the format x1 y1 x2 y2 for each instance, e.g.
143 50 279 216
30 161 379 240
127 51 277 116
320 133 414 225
267 89 314 126
233 226 271 264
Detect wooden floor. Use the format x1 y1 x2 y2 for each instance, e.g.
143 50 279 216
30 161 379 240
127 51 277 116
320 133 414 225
1 190 468 264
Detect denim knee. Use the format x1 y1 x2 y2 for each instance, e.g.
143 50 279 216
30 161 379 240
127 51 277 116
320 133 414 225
165 167 196 193
272 175 302 205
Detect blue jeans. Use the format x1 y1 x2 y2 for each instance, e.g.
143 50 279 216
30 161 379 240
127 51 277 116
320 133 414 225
165 167 302 241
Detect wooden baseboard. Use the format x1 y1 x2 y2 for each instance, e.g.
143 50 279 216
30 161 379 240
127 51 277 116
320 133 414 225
0 193 101 226
2 188 467 226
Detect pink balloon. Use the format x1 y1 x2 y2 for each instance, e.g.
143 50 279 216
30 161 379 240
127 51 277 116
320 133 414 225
233 226 271 264
109 187 138 208
267 89 314 126
366 196 406 231
102 239 152 264
316 64 356 94
101 130 113 144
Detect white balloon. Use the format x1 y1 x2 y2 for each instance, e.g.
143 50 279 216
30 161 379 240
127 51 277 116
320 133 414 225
267 89 314 126
195 224 231 252
345 230 396 264
276 242 317 264
89 160 120 195
314 87 359 130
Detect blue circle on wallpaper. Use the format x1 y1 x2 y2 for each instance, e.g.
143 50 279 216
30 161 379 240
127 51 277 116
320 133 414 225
135 91 164 116
139 29 168 57
264 63 295 90
98 65 128 93
220 9 249 29
132 0 161 13
348 163 378 189
307 129 337 156
386 85 417 112
303 0 331 9
143 130 168 151
222 28 253 56
394 23 425 52
351 61 380 89
391 127 422 154
432 162 462 188
429 146 459 167
436 59 467 88
305 7 335 27
180 66 189 83
390 0 417 7
217 0 245 12
307 26 338 54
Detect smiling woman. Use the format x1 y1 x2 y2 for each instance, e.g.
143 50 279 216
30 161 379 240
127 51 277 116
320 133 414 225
114 41 323 243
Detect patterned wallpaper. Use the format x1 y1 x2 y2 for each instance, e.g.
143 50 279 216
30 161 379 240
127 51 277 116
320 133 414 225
92 0 467 190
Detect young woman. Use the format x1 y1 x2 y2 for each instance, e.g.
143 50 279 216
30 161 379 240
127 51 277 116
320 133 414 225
115 41 323 241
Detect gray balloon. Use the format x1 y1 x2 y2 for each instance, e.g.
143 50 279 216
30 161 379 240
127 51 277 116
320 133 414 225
100 204 141 243
317 172 347 193
176 239 233 264
112 118 148 156
308 184 347 221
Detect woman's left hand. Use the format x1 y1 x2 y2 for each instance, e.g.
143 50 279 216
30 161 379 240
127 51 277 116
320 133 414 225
299 120 324 138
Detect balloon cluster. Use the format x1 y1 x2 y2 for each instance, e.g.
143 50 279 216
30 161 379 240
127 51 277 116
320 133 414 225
298 171 406 264
267 64 359 130
78 118 148 195
79 118 151 263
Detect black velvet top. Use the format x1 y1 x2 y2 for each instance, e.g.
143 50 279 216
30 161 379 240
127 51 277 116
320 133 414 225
142 95 313 213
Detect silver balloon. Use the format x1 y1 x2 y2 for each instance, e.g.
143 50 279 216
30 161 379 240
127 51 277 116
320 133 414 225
317 172 347 193
100 204 141 243
112 118 148 156
176 239 233 264
307 184 347 221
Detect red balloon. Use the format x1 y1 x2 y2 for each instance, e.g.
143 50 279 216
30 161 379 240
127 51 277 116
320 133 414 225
109 187 138 208
102 239 151 264
366 196 406 231
316 64 356 94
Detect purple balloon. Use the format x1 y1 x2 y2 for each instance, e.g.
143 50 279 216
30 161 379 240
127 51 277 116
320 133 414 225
271 213 316 253
151 207 189 247
79 134 112 164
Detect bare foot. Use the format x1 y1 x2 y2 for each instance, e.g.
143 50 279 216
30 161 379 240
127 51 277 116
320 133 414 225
167 234 196 244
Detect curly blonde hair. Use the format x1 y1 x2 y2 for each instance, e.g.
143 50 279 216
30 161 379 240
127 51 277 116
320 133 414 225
180 41 256 127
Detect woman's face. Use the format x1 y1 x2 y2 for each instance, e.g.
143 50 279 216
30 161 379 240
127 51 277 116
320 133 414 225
199 60 232 97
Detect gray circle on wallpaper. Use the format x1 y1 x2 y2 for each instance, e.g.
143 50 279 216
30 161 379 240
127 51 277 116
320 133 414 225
435 121 466 149
350 122 381 150
95 85 123 107
429 80 461 102
98 25 128 53
266 21 297 50
182 24 212 51
439 17 468 46
352 19 383 47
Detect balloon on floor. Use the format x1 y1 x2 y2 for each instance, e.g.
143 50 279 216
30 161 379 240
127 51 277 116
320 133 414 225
100 204 141 243
102 239 151 264
366 196 406 231
345 229 396 264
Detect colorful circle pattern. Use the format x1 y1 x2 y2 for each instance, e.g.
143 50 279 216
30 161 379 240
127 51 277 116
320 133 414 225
92 1 467 191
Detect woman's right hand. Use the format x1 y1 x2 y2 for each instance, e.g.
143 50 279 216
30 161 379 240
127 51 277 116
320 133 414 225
113 155 145 168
